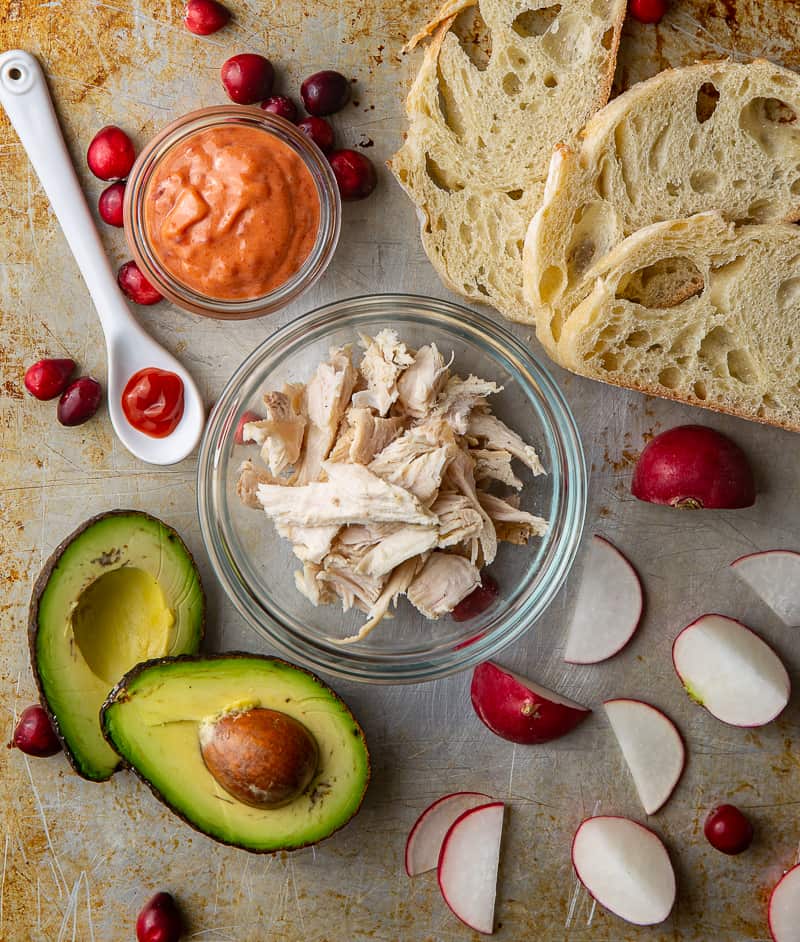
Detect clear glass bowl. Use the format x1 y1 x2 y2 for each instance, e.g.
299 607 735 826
197 295 586 683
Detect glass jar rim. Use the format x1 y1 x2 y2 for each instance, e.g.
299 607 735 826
123 106 341 320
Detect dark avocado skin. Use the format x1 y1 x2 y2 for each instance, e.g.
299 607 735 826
28 510 206 781
100 653 371 853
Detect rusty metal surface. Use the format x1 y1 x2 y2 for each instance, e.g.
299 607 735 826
2 1 800 939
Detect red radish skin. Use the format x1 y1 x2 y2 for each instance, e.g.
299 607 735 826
452 574 499 622
118 261 163 305
11 705 61 757
220 54 274 104
235 410 262 445
300 70 351 116
704 804 754 855
98 181 126 227
628 0 668 22
184 0 230 35
136 892 183 942
296 116 335 154
261 96 298 122
471 662 590 744
57 377 102 427
87 126 136 181
769 863 800 942
24 358 75 400
405 792 492 877
631 425 755 509
329 149 377 200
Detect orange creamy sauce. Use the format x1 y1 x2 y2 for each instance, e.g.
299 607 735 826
144 125 320 301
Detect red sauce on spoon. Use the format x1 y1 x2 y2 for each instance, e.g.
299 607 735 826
122 368 184 438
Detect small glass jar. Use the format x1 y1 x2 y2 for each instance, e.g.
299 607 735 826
123 106 341 320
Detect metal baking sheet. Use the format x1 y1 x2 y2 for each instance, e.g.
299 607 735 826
2 1 800 938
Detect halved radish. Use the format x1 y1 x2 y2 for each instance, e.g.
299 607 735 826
405 792 492 876
769 863 800 942
604 699 685 815
471 662 591 744
564 535 644 664
672 614 790 727
571 816 676 926
438 802 504 935
731 551 800 626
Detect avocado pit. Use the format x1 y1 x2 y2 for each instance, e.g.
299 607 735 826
199 707 319 809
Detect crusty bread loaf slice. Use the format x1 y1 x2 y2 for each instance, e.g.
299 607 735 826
389 0 626 320
525 59 800 354
557 212 800 431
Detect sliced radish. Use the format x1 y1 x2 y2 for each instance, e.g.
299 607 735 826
471 662 591 744
769 863 800 942
438 802 504 935
405 792 492 876
672 614 790 727
571 816 676 926
564 535 644 664
604 699 685 815
731 551 800 627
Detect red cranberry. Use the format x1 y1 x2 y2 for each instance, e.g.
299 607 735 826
86 126 136 181
57 378 102 427
24 358 75 401
629 0 668 23
300 70 351 116
136 892 184 942
261 95 298 122
118 261 163 306
297 116 335 154
98 181 126 227
704 804 754 855
328 149 377 200
235 410 262 445
452 574 499 622
11 705 61 757
220 54 274 105
184 0 230 35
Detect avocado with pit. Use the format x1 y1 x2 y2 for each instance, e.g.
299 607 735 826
101 654 370 852
29 511 204 781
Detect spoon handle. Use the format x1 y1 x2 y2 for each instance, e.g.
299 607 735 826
0 50 133 341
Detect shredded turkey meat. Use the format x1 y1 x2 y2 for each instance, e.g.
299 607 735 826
236 330 548 641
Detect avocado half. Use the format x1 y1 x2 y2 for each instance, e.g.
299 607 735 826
101 654 370 853
29 511 205 781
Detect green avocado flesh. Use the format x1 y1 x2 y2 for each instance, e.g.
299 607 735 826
102 656 370 852
32 512 204 781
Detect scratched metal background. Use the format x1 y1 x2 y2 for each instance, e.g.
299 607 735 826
2 1 800 939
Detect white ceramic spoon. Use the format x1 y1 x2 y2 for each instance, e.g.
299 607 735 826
0 50 204 465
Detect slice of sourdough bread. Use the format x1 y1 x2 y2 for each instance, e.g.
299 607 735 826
389 0 626 321
557 212 800 431
525 59 800 354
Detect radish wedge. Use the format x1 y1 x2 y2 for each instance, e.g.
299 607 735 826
438 802 504 935
769 863 800 942
673 614 790 727
604 699 685 815
571 816 676 926
564 535 644 664
732 551 800 626
405 792 491 876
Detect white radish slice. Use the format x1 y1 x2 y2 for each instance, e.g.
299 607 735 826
405 792 492 876
564 535 644 664
769 863 800 942
571 816 676 926
604 699 685 815
672 614 790 727
731 551 800 626
438 802 504 935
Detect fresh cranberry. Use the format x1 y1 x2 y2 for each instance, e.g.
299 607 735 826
118 261 163 306
328 149 377 200
57 378 102 427
300 70 351 116
24 358 75 401
184 0 230 35
235 410 262 445
704 804 754 855
11 705 61 757
629 0 668 23
98 181 126 227
261 95 298 122
297 116 335 154
220 54 274 105
86 126 136 181
452 574 499 622
136 892 184 942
